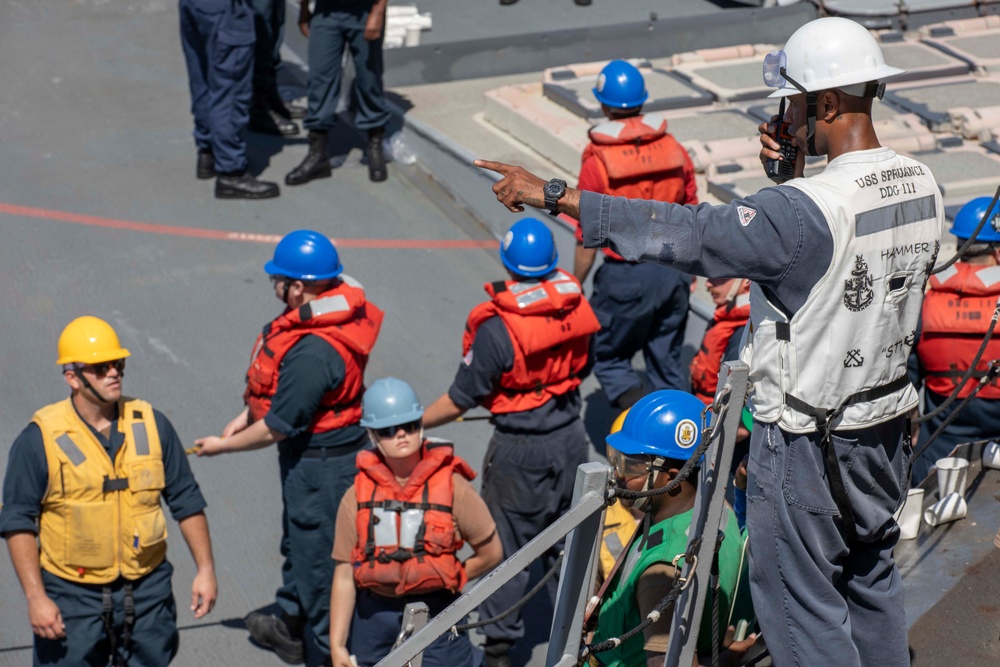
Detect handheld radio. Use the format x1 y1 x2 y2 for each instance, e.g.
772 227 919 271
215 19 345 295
765 96 797 184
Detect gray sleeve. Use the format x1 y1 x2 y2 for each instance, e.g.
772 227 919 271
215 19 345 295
578 186 834 315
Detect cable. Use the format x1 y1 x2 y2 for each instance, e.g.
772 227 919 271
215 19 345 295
932 185 1000 275
914 294 1000 425
912 363 1000 464
451 552 564 633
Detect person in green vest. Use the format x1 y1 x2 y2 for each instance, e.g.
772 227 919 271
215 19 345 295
591 389 756 666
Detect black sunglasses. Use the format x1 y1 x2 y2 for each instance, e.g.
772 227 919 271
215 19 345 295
78 359 126 376
373 420 422 439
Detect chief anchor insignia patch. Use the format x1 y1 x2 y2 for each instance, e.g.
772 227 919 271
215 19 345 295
736 206 757 227
843 255 874 312
844 349 864 368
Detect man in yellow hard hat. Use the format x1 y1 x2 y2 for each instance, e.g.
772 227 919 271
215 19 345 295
0 316 217 666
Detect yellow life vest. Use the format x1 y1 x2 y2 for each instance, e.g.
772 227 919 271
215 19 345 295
35 397 167 584
599 502 639 582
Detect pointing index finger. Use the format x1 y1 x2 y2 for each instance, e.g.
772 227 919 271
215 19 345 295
474 159 512 175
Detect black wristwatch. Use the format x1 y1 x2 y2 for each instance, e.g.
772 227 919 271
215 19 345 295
543 179 567 216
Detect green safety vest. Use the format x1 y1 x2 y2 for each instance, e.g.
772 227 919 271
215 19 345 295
591 508 744 666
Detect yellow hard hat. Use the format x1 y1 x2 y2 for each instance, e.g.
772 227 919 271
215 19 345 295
56 316 131 365
610 408 630 436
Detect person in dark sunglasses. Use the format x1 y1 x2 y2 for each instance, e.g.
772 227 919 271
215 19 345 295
329 378 501 667
0 316 217 667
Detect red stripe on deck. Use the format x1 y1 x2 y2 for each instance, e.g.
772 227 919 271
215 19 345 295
0 202 497 249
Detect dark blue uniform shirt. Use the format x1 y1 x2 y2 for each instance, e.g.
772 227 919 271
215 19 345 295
265 334 366 450
448 316 585 434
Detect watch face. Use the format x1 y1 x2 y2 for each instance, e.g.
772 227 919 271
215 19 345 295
545 180 566 197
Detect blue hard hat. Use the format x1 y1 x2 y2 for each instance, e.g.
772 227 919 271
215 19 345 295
606 390 707 461
264 230 344 281
593 60 648 110
360 378 424 429
500 218 558 278
950 197 1000 243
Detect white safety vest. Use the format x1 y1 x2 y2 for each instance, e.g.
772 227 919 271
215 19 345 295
743 148 943 433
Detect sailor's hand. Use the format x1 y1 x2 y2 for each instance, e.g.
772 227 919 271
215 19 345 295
331 646 355 667
190 567 217 619
194 436 226 457
364 9 385 41
474 159 547 213
758 116 782 168
735 455 749 492
298 1 312 37
28 594 65 639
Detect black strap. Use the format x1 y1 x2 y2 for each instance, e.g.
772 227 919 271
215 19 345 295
806 92 818 157
358 500 451 513
122 583 135 653
784 374 911 544
927 368 994 380
103 476 129 492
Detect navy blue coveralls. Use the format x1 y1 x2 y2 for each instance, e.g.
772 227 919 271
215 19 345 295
266 335 368 657
303 0 390 134
0 407 206 667
179 0 255 174
447 316 591 648
589 258 692 404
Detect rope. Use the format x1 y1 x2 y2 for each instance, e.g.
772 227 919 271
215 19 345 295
914 296 1000 425
911 362 1000 464
578 581 685 665
932 184 1000 275
450 552 564 634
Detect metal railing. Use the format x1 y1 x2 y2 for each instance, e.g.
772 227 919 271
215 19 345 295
376 360 750 667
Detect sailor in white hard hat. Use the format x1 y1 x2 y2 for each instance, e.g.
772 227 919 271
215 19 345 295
474 16 943 667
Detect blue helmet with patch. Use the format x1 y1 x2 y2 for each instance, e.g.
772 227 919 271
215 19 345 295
950 196 1000 243
606 390 707 462
592 60 648 110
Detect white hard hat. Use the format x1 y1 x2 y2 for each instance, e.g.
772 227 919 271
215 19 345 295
765 17 905 98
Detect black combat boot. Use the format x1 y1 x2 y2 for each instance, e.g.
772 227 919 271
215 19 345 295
285 130 332 186
249 95 300 136
367 127 387 182
215 171 280 199
196 149 215 180
245 612 305 665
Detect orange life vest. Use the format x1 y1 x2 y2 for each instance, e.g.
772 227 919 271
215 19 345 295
918 262 1000 399
462 269 600 414
244 277 383 431
352 441 475 596
691 300 751 405
582 115 695 260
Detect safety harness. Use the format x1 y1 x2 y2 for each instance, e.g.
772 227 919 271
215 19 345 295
783 374 910 543
101 583 135 667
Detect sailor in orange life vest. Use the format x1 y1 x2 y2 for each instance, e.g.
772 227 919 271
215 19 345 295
565 60 697 409
422 218 599 666
909 196 1000 482
329 378 502 667
195 229 383 664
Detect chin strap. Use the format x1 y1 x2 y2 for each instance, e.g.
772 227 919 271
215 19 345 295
76 369 113 404
805 92 818 157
